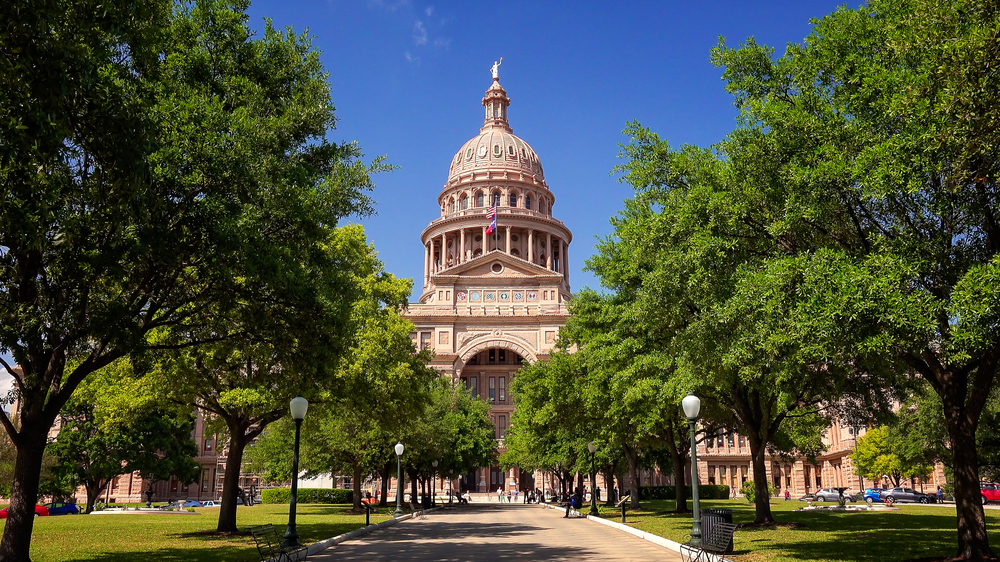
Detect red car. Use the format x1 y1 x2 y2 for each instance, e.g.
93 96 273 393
981 483 1000 504
0 505 50 518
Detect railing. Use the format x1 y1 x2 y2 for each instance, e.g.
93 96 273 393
426 207 568 229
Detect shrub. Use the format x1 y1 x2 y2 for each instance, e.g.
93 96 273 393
261 488 354 504
739 480 775 503
639 485 730 500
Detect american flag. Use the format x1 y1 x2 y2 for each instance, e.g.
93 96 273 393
485 205 497 234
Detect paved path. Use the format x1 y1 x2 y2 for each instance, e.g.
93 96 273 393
311 504 682 561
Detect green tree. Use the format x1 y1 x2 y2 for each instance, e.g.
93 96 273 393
704 1 1000 554
854 425 927 489
0 0 388 552
46 359 200 513
49 402 199 513
289 302 438 511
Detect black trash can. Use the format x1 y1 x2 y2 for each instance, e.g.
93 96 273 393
700 508 733 553
421 494 432 510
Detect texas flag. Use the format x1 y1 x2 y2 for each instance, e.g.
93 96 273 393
485 205 497 234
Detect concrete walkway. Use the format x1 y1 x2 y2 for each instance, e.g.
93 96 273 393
310 503 683 561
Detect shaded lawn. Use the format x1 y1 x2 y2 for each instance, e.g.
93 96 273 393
597 499 1000 562
16 503 395 562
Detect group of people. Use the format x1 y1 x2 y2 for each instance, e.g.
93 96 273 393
495 487 545 504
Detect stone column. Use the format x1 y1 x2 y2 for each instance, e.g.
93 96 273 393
460 228 465 264
564 240 569 284
528 230 534 262
423 242 430 286
482 226 487 254
559 239 566 273
546 233 552 270
440 232 447 269
505 225 511 255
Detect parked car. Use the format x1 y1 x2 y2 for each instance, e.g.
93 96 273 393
880 487 934 504
981 482 1000 504
44 502 79 515
797 493 817 502
863 488 886 504
201 501 218 508
814 488 857 502
0 505 49 518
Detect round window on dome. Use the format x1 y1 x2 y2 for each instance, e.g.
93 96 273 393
466 148 473 160
493 144 501 156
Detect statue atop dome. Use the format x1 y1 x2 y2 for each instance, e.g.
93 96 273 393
491 57 503 81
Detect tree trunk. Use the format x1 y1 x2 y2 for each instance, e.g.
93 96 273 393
217 425 248 533
671 447 689 513
352 460 363 511
0 434 46 562
947 403 995 559
747 433 775 525
602 469 616 506
408 467 418 509
84 480 107 514
624 444 641 509
379 462 390 507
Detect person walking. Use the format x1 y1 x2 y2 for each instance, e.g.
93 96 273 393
784 489 790 501
514 489 519 503
506 489 512 503
497 486 503 503
937 486 944 503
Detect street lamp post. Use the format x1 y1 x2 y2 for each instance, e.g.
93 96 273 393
394 442 405 517
282 396 309 548
588 441 599 516
682 393 702 547
432 460 438 506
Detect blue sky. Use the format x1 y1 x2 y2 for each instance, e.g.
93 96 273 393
246 0 857 296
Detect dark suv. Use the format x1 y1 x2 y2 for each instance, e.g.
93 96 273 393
881 487 933 504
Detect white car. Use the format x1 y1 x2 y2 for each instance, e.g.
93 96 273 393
202 501 218 507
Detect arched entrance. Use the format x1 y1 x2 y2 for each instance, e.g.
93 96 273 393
456 344 530 492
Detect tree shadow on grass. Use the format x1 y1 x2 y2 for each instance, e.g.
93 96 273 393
736 511 1000 561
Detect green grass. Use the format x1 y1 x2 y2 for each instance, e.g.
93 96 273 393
595 499 1000 561
16 504 395 562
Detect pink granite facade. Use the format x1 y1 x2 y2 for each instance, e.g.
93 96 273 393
405 73 571 493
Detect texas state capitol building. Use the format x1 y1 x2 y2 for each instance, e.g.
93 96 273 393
403 68 950 500
404 67 570 493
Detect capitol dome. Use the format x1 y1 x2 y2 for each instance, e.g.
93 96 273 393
447 79 545 183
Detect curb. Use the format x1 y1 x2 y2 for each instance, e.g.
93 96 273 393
299 506 443 558
538 502 690 557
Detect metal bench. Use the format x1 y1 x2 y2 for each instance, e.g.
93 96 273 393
680 522 738 562
248 524 308 562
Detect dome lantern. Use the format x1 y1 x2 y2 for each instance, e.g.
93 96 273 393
482 80 512 133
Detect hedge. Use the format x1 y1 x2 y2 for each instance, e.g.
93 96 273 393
261 488 354 504
639 485 731 500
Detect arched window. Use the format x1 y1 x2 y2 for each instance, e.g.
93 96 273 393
509 193 518 207
475 192 484 207
525 195 532 210
461 195 468 210
492 192 501 207
448 198 455 213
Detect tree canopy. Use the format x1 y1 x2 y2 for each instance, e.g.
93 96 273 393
0 0 390 555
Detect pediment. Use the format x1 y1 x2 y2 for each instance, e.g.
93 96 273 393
433 251 562 280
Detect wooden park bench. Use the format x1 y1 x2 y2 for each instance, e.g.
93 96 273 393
248 524 308 562
680 521 738 562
